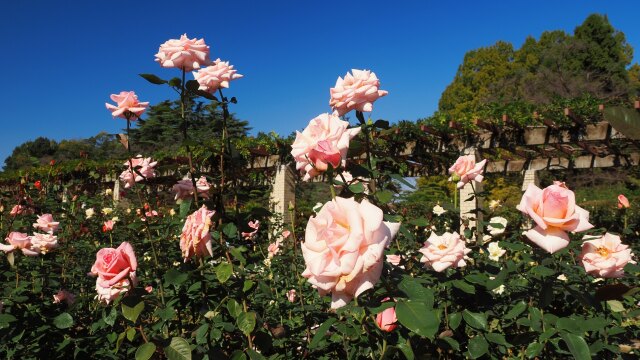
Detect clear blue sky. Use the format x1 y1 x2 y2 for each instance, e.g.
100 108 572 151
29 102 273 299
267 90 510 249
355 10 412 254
1 0 638 167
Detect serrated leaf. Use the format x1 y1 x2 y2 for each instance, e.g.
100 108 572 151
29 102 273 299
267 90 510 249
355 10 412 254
216 262 233 283
122 301 144 323
462 310 487 330
135 343 156 360
237 312 256 336
222 223 238 239
468 336 488 359
139 73 167 85
227 299 242 318
53 312 73 329
395 300 439 339
165 337 191 360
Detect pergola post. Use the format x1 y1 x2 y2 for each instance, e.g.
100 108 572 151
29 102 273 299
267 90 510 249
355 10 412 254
522 169 540 191
459 148 484 239
270 165 296 229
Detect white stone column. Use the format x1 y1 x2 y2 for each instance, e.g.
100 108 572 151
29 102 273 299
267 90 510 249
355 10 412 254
521 169 539 191
113 179 120 202
459 148 483 240
269 165 296 227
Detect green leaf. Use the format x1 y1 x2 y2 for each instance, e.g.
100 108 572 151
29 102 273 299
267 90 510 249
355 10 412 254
407 218 429 227
530 265 555 277
237 312 256 336
223 223 238 239
227 299 242 318
246 349 266 360
135 343 156 360
122 301 144 323
442 337 460 351
179 199 192 218
0 314 17 325
348 182 365 194
606 300 625 312
126 327 136 341
395 300 440 339
103 307 117 326
390 173 415 189
452 280 476 294
398 276 433 306
53 312 73 329
139 73 167 85
164 269 188 287
485 332 511 347
525 342 543 358
467 335 489 359
243 280 255 293
504 301 527 320
556 317 581 333
462 310 487 330
164 337 192 360
396 340 415 360
185 80 200 92
310 318 336 349
560 332 592 360
375 190 394 204
229 247 247 265
195 324 208 345
448 312 462 330
168 77 181 87
216 262 233 283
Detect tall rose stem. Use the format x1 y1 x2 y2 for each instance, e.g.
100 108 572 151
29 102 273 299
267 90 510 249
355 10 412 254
288 207 311 344
180 68 200 207
356 111 376 192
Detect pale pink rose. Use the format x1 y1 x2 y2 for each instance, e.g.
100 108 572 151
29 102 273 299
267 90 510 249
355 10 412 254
282 230 291 239
53 290 76 306
172 177 211 202
291 113 361 181
10 205 32 216
102 220 115 232
267 240 282 258
448 155 487 189
0 232 38 256
193 58 243 93
517 182 593 254
579 233 636 278
155 34 211 72
419 231 471 272
301 197 400 309
330 69 388 116
180 205 215 262
286 289 297 303
105 91 149 120
242 220 260 240
375 298 398 332
95 278 131 305
90 242 138 289
33 214 59 234
385 254 402 266
119 156 157 189
29 233 59 254
141 210 158 222
618 194 630 209
145 285 153 294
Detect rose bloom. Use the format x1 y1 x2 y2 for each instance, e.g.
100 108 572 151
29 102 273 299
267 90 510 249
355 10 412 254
91 242 138 290
101 207 113 216
53 290 76 306
291 113 361 181
385 254 402 266
95 278 132 305
0 232 38 256
33 214 60 234
105 91 149 120
433 204 446 216
29 233 59 254
267 239 282 258
301 197 400 309
193 58 243 93
85 208 95 219
330 69 388 116
103 220 115 232
10 205 32 216
155 34 211 72
517 181 593 254
448 155 487 189
180 206 215 262
34 180 42 190
120 156 158 189
419 231 471 272
618 194 630 209
579 233 636 278
487 242 506 261
487 216 507 236
375 298 398 332
282 230 291 239
286 289 297 303
172 177 211 202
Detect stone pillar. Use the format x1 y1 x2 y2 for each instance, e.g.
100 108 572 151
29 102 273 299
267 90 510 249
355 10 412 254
113 179 120 202
521 169 539 191
270 165 296 227
459 148 484 239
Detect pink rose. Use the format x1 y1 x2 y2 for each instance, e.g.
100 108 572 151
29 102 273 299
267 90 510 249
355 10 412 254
375 298 398 332
448 155 487 189
33 214 59 234
282 230 291 239
155 34 211 72
267 240 282 258
180 205 215 262
53 290 76 306
419 231 471 272
172 177 211 202
90 242 138 289
119 156 157 189
145 285 153 294
242 220 260 240
105 91 149 120
329 69 388 116
193 58 243 93
291 113 361 181
301 197 400 309
579 233 636 278
286 289 297 303
29 233 59 254
102 220 115 232
10 205 32 216
618 194 630 209
385 254 402 266
0 232 38 256
517 182 593 254
95 278 131 305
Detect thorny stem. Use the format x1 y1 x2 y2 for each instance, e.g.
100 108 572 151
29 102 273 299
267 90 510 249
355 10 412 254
180 68 200 207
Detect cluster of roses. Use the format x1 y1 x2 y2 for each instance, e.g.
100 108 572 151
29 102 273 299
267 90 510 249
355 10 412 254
1 214 60 256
